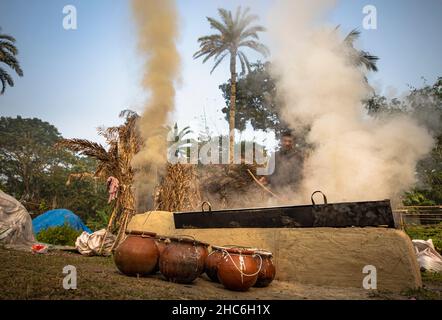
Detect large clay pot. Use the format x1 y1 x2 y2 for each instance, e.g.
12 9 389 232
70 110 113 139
205 245 226 283
114 231 159 277
253 250 276 287
217 247 261 291
159 236 209 284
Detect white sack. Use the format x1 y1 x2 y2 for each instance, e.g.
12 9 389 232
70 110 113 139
75 228 116 256
412 239 442 272
0 190 35 246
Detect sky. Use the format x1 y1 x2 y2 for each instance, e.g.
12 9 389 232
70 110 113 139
1 0 441 148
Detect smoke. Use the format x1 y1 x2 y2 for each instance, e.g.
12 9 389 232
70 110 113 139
131 0 180 210
268 0 434 204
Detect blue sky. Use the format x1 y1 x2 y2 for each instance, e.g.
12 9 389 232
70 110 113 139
0 0 441 147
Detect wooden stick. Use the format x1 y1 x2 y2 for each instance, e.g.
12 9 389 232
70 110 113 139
247 169 282 200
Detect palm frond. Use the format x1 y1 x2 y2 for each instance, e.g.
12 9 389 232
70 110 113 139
0 41 18 55
57 139 110 162
0 50 23 76
196 34 222 43
344 28 361 46
119 109 139 120
238 51 252 74
217 8 233 31
237 51 246 75
0 67 14 94
210 51 229 74
207 17 228 34
357 51 379 72
97 126 119 144
0 33 16 43
0 72 5 94
236 13 259 34
239 25 266 41
238 40 270 57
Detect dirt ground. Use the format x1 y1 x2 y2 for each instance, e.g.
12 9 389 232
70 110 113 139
0 248 440 300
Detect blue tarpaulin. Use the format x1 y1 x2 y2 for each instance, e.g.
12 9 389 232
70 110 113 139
32 209 92 234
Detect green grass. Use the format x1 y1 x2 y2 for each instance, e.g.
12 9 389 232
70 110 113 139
404 224 442 253
0 248 375 300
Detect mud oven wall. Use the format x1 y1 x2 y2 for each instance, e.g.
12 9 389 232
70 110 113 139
128 211 422 292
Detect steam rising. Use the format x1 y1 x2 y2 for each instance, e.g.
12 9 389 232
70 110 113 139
269 0 434 204
131 0 180 210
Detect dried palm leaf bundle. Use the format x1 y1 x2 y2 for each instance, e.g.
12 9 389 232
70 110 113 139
57 110 141 250
154 163 201 212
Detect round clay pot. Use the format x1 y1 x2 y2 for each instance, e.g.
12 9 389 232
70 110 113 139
205 245 226 283
159 236 209 284
253 250 276 287
114 231 159 277
217 247 261 291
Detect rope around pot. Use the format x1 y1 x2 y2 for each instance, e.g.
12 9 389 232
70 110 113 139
221 249 263 277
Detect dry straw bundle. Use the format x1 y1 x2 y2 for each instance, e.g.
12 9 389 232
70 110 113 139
154 163 201 212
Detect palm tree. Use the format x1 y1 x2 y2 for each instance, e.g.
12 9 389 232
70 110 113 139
342 28 379 72
194 7 269 163
0 28 23 95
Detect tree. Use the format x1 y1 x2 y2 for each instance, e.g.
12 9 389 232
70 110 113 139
0 28 23 95
219 61 285 135
0 116 109 221
193 6 269 163
0 116 63 201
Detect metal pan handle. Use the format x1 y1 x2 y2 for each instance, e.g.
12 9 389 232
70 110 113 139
311 191 328 206
201 201 212 213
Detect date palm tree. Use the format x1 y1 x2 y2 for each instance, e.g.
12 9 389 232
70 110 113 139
194 7 269 163
0 28 23 95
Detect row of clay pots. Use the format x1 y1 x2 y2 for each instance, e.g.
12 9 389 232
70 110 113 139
205 245 276 291
113 231 209 284
113 231 275 291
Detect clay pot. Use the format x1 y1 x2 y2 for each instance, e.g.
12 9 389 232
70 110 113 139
114 231 159 277
205 245 225 283
217 247 261 291
159 236 209 284
253 250 276 287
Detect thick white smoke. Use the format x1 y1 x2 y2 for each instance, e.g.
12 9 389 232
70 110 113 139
268 0 434 204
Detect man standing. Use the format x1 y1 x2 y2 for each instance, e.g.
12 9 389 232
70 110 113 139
259 131 303 193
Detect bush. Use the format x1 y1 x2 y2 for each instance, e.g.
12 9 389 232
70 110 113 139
403 190 437 206
36 224 82 246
